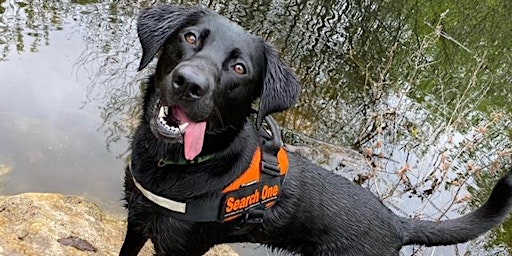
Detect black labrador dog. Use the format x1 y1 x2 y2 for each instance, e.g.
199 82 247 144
120 5 512 256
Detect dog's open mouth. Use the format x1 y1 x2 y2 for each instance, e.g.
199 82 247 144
156 104 189 136
152 100 207 160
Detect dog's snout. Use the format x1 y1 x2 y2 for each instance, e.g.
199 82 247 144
171 65 210 100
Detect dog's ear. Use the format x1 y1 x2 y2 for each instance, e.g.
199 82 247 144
137 5 208 71
256 44 301 127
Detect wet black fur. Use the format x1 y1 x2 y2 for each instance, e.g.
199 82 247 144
120 5 512 256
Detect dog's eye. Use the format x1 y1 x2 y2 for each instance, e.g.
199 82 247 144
184 33 197 45
233 63 246 75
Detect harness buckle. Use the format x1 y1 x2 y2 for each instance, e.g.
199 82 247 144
262 159 281 176
260 116 283 153
228 208 264 236
260 116 285 176
242 208 265 224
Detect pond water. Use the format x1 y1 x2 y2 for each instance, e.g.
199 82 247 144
0 0 511 255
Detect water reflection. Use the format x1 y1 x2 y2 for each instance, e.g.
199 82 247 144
0 0 511 255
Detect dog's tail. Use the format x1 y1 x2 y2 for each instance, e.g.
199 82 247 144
402 170 512 246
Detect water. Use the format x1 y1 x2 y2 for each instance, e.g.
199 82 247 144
0 22 126 210
0 0 511 255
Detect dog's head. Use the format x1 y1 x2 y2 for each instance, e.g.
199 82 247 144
137 5 300 160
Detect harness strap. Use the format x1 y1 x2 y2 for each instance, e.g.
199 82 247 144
130 166 222 222
131 175 186 213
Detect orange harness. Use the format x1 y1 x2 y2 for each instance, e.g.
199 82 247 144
131 117 288 223
220 145 288 222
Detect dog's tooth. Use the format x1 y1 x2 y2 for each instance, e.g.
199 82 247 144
167 125 177 132
158 106 166 118
178 122 189 131
163 106 169 116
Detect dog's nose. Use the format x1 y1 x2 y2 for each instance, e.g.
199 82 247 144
171 65 210 100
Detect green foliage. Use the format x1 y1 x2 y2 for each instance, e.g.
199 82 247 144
400 0 512 116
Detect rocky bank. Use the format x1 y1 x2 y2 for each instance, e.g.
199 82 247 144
0 193 237 256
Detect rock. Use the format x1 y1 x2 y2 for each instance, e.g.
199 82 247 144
0 193 238 256
205 245 239 256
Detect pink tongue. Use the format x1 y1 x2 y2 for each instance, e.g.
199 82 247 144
174 107 207 160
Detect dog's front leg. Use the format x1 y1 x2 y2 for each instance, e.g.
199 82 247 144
119 218 148 256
